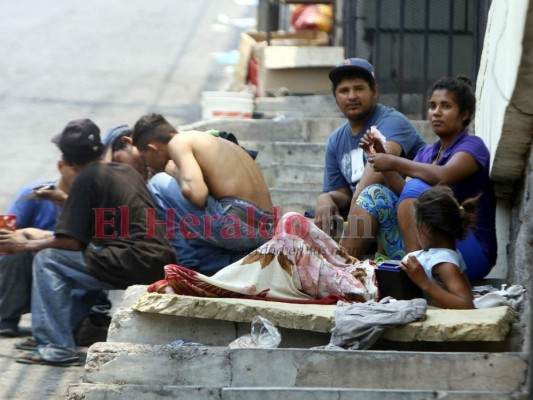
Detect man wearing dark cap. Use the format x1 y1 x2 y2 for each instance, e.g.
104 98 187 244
315 57 426 258
0 118 177 366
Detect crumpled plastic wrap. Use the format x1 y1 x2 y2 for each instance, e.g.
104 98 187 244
228 316 281 349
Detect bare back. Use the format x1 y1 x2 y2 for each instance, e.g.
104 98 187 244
168 131 273 211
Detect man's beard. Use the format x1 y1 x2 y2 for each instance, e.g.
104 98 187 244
346 106 373 123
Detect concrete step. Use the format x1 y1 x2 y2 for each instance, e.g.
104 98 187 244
107 306 331 349
67 383 220 400
264 162 324 190
67 383 518 400
270 187 320 214
84 343 527 393
220 388 518 400
254 95 341 115
181 116 435 145
249 141 326 168
180 117 345 143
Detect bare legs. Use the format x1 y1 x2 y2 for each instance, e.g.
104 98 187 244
340 204 378 259
397 198 421 252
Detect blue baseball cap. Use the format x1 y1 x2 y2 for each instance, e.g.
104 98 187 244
328 58 375 83
101 124 130 161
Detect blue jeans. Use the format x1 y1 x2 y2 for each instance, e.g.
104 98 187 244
148 173 274 276
0 252 105 333
0 253 34 330
31 249 115 349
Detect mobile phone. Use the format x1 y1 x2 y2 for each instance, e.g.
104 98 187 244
17 184 55 202
35 184 55 191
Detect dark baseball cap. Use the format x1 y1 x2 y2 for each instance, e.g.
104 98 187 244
328 58 375 84
51 119 103 164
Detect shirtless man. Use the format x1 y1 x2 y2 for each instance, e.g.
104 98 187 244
132 113 275 273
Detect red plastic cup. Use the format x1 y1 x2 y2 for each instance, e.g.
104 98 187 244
0 214 17 255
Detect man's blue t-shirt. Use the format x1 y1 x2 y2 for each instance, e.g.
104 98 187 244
323 104 426 193
6 180 59 231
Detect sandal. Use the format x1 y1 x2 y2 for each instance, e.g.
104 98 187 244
16 351 80 367
0 327 19 338
15 337 39 351
15 344 80 367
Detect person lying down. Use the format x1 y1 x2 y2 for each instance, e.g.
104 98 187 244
150 187 476 310
148 212 378 305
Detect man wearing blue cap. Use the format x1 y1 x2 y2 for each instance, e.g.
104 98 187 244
315 58 426 258
101 124 241 276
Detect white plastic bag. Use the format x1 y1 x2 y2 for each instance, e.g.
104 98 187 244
228 316 281 349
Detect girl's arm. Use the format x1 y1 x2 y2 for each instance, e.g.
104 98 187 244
400 255 474 309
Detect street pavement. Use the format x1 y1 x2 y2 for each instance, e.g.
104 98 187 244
0 0 255 211
0 0 256 398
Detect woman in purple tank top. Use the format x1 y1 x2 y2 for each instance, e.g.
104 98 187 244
341 76 496 282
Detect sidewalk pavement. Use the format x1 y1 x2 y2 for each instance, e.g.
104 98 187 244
0 1 256 397
0 314 107 399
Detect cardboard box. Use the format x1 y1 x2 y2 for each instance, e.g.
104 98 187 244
235 31 344 97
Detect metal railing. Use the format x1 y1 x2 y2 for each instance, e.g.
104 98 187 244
343 0 492 118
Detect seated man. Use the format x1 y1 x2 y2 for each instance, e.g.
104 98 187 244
132 114 276 276
315 58 426 257
0 178 61 337
0 159 105 338
0 118 177 366
102 125 239 275
102 124 151 180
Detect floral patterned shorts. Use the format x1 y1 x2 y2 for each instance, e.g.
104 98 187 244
355 183 405 260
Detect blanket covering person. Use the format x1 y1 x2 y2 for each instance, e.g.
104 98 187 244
148 212 378 304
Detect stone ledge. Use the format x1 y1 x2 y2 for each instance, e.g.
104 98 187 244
133 292 335 333
381 305 517 342
132 291 517 342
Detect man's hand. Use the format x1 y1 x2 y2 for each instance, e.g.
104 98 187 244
18 228 54 241
0 229 30 253
360 126 387 155
164 160 179 180
314 193 344 238
31 185 68 206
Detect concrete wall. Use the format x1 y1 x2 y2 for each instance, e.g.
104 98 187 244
475 0 533 349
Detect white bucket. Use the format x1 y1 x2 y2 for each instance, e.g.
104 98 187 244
201 91 254 120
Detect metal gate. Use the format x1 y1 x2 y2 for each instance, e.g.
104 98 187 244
342 0 492 118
